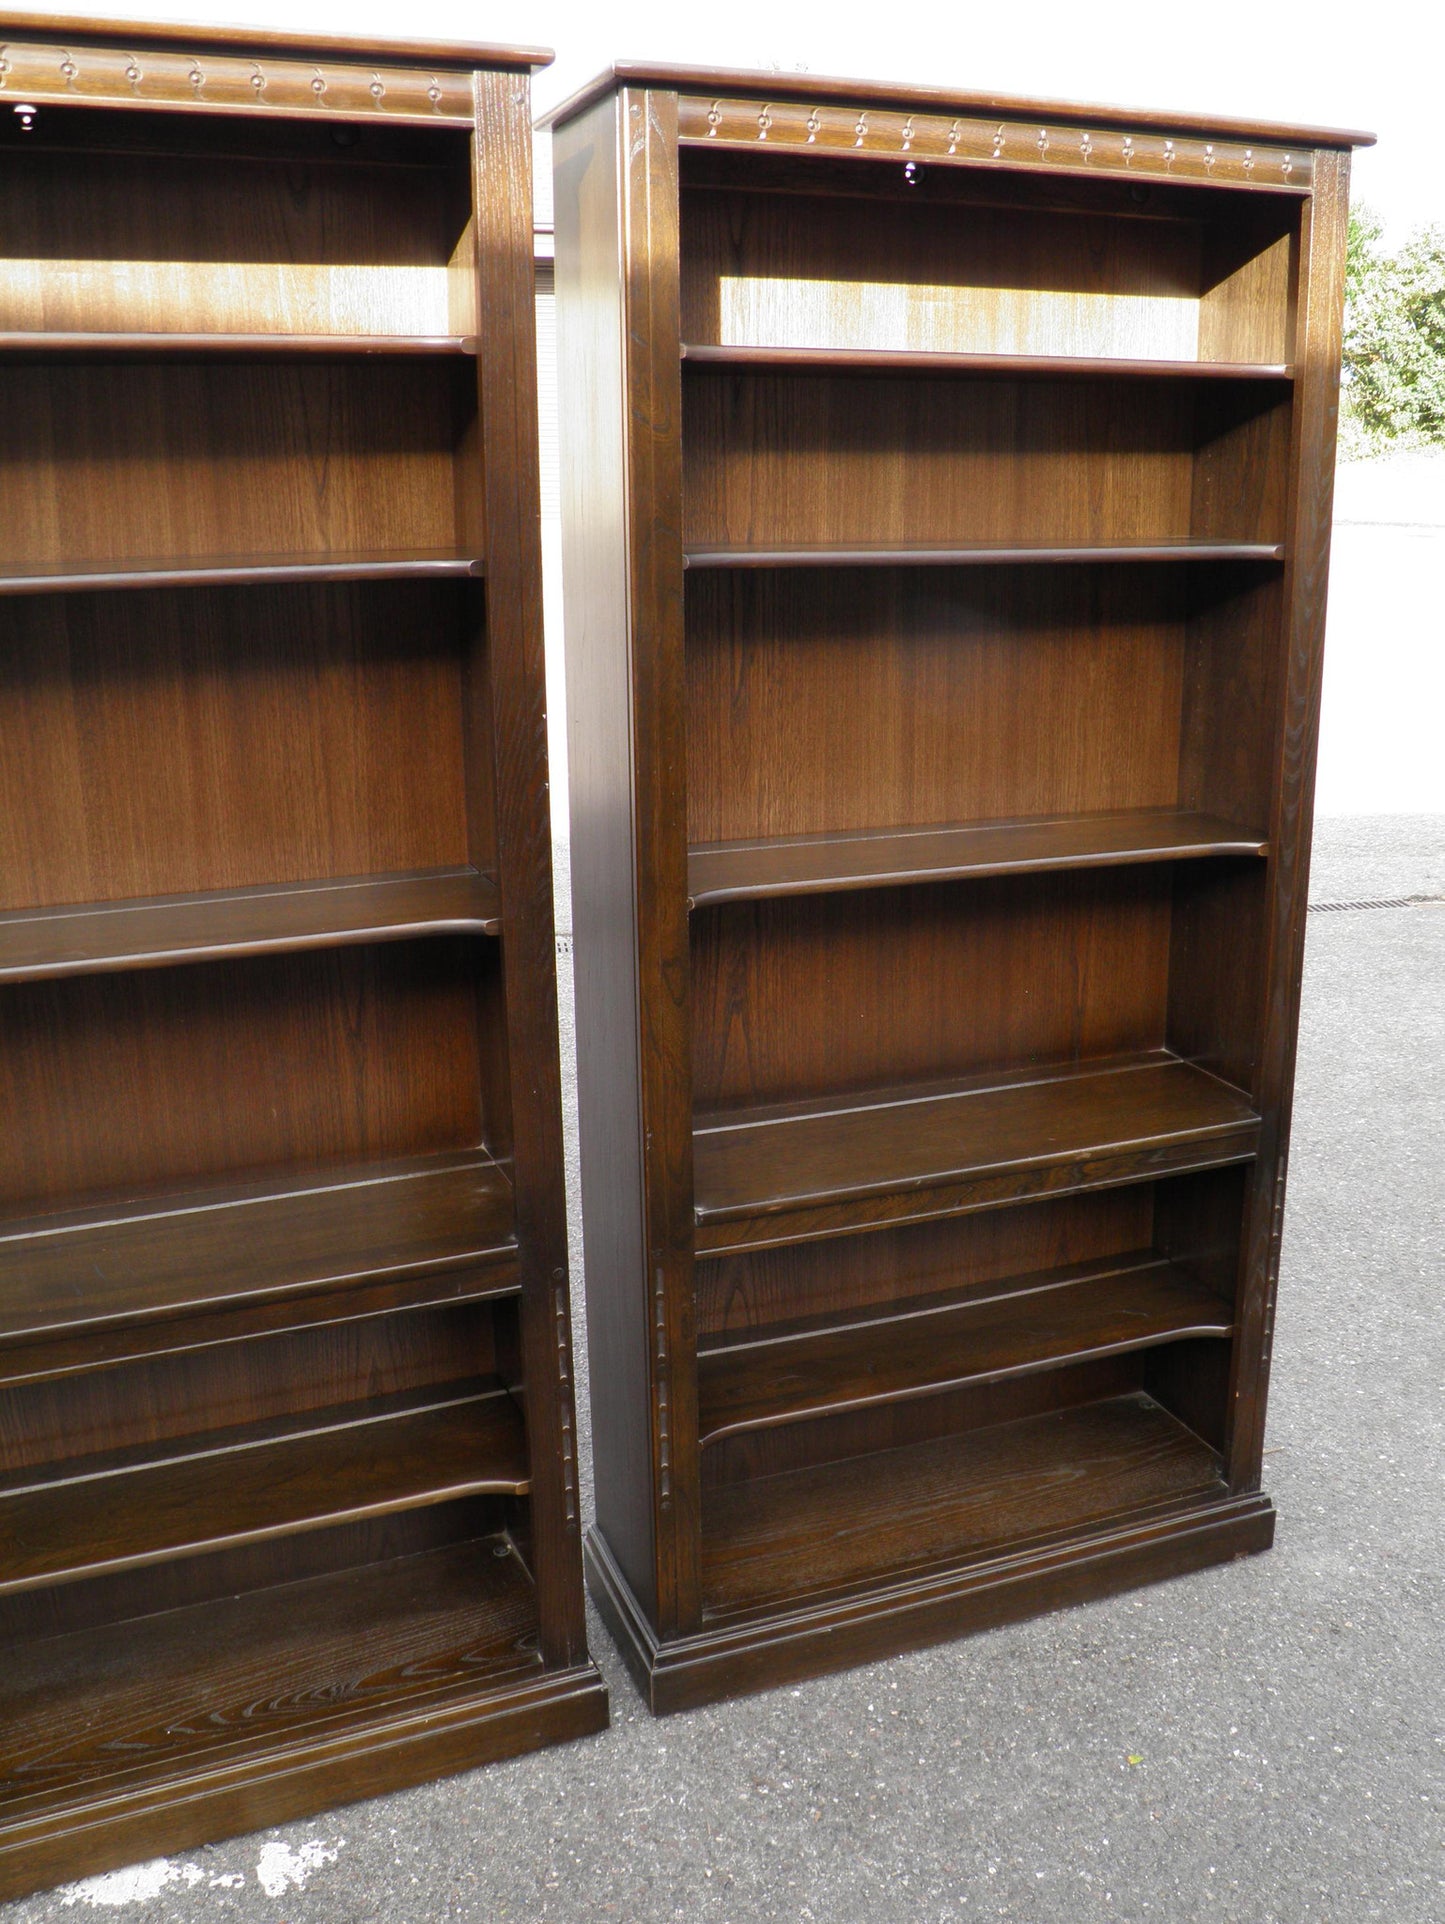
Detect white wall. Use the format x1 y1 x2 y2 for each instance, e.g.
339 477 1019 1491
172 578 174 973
1317 451 1445 817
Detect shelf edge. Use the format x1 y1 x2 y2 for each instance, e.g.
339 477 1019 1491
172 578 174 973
681 343 1296 382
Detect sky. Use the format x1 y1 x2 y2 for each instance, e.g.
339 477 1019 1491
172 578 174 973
24 0 1443 237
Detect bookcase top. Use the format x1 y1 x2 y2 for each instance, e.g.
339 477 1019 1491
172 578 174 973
0 9 552 72
541 61 1373 151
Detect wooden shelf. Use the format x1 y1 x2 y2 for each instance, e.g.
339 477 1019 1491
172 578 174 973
687 809 1268 908
0 333 479 359
693 1052 1261 1253
698 1252 1232 1444
0 550 484 598
683 540 1286 570
0 869 501 985
702 1390 1227 1616
0 1150 516 1366
0 1378 528 1595
681 343 1296 382
0 1533 543 1829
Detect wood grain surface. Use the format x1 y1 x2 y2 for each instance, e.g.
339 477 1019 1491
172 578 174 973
697 1255 1233 1441
0 141 472 338
684 375 1290 550
0 361 473 570
553 90 663 1627
694 1051 1260 1251
0 1148 513 1350
0 939 491 1211
690 869 1175 1109
695 1185 1155 1333
0 1378 528 1593
0 581 472 911
701 1390 1226 1614
680 187 1292 365
546 62 1372 151
683 344 1295 380
688 807 1266 906
685 566 1193 843
0 869 500 981
0 1534 540 1819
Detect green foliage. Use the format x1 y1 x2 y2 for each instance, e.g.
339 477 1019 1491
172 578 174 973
1341 206 1445 455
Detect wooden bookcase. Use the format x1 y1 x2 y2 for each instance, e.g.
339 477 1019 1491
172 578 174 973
0 12 605 1898
551 65 1371 1712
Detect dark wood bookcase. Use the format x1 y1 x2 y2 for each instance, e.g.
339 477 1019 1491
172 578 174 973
551 65 1371 1712
0 12 605 1897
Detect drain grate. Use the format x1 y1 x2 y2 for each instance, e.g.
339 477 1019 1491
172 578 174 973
1309 893 1443 914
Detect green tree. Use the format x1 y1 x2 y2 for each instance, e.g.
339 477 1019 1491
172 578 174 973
1342 206 1445 453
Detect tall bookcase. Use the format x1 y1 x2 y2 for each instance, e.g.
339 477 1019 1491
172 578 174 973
0 12 605 1898
552 65 1370 1711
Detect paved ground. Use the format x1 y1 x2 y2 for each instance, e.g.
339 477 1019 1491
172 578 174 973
7 815 1443 1924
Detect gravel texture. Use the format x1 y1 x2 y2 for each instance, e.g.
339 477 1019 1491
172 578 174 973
5 815 1442 1924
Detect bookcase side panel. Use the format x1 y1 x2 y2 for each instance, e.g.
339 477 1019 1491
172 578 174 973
471 67 587 1669
554 95 662 1626
1224 149 1351 1490
614 87 705 1636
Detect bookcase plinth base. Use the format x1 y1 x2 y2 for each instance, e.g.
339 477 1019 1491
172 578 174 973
586 1497 1275 1716
0 1664 609 1906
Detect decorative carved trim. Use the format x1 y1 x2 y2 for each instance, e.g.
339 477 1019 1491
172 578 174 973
0 37 473 122
553 1278 579 1526
678 94 1312 192
654 1264 672 1507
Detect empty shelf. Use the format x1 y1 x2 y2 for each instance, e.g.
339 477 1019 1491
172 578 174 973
0 333 478 358
0 1150 516 1362
0 1533 540 1824
0 1379 528 1594
683 540 1285 570
0 550 483 597
702 1391 1227 1616
682 343 1295 382
687 809 1268 908
698 1252 1233 1443
0 869 501 984
693 1052 1261 1253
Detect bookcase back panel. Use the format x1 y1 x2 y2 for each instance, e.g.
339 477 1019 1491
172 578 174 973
0 112 474 337
696 1185 1154 1337
0 362 474 570
1178 568 1284 831
699 1355 1226 1616
690 870 1171 1111
700 1350 1143 1491
685 373 1206 547
0 940 490 1212
0 1301 501 1475
684 374 1290 548
0 1498 510 1646
1166 857 1270 1096
0 583 473 911
693 1164 1246 1484
686 567 1189 842
680 164 1297 366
